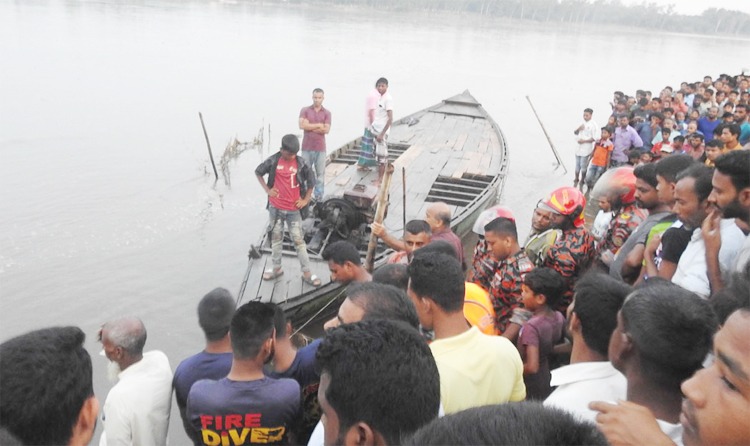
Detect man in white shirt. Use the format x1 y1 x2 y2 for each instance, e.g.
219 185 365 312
591 282 718 445
573 108 600 189
545 273 631 423
670 164 744 297
99 317 172 446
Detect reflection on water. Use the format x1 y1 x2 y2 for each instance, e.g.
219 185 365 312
1 1 748 443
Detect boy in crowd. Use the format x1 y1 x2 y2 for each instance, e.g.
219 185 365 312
517 268 566 400
573 108 600 189
704 139 725 167
256 134 321 286
585 127 613 190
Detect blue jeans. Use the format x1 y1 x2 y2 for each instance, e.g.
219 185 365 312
585 165 605 188
268 206 311 273
575 155 591 177
302 150 325 201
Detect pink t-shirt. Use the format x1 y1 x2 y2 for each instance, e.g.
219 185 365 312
364 88 380 128
270 157 300 211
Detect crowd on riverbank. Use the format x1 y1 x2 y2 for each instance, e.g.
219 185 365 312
2 72 750 446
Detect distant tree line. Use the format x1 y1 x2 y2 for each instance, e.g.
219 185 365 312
282 0 750 36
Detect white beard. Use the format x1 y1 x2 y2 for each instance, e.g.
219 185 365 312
107 360 122 383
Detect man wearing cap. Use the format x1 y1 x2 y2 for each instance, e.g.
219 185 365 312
173 288 235 444
612 115 643 167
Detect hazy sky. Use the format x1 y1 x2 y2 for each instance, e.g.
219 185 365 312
620 0 750 16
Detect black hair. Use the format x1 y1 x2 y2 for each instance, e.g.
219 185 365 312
408 252 465 313
654 154 695 183
722 123 741 137
601 126 613 134
270 303 287 339
622 282 718 389
714 149 750 191
322 240 362 266
317 320 440 445
403 402 608 446
312 88 324 94
0 326 94 445
638 97 649 106
661 127 672 134
710 271 750 325
673 135 685 144
736 103 749 112
347 282 419 329
572 273 631 357
483 217 518 241
584 108 593 114
198 287 235 342
675 163 715 202
705 139 723 149
280 134 300 154
633 163 658 188
230 301 275 359
523 267 565 310
404 219 431 236
372 263 409 291
375 77 389 86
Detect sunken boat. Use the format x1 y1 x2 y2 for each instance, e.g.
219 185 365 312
237 91 509 332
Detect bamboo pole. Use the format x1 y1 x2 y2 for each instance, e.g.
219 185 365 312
525 96 568 174
402 167 407 231
199 112 219 181
365 163 394 272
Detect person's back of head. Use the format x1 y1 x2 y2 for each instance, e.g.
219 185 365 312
372 263 409 291
0 326 98 446
316 319 440 446
101 316 147 359
710 270 750 325
322 240 362 266
198 288 235 342
654 154 694 184
615 281 718 389
347 282 420 329
230 301 275 360
572 273 632 358
407 252 465 313
403 402 607 445
416 240 459 260
270 303 291 340
523 267 565 310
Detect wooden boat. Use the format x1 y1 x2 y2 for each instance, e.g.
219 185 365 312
237 91 509 332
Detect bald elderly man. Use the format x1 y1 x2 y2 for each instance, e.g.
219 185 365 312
98 317 172 446
372 201 465 266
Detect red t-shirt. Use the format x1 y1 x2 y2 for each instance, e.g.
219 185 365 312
270 157 300 211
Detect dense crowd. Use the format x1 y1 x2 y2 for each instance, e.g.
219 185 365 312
1 73 749 446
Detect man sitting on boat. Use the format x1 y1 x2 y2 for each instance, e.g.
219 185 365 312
255 134 321 287
321 240 372 284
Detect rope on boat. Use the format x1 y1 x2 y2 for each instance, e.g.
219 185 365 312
291 286 347 337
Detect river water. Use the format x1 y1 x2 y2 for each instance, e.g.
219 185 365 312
1 1 747 443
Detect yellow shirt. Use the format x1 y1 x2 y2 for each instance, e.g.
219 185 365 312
430 326 526 414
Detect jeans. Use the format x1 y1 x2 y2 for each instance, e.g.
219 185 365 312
575 155 591 176
302 150 325 201
268 206 311 273
585 165 606 188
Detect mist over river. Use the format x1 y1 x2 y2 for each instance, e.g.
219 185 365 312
1 1 747 443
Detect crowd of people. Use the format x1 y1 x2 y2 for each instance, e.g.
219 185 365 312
1 73 750 446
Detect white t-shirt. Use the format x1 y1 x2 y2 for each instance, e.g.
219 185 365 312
591 210 613 243
671 218 745 298
371 92 393 135
575 119 600 156
544 361 627 424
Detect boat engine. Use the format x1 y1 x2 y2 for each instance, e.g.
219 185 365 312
307 184 381 251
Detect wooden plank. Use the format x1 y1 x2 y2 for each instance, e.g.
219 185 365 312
335 176 351 186
324 163 348 182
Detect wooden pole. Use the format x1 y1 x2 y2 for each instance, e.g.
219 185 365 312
402 167 407 231
365 163 394 272
525 95 568 174
199 112 219 181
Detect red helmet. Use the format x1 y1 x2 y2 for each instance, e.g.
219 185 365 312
541 186 586 228
591 166 637 208
473 205 515 235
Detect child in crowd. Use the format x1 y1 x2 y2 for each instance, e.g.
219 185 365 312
584 127 613 191
517 267 566 400
704 139 726 167
650 127 672 155
638 151 654 165
591 196 612 245
627 149 641 166
659 145 674 158
672 135 685 154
